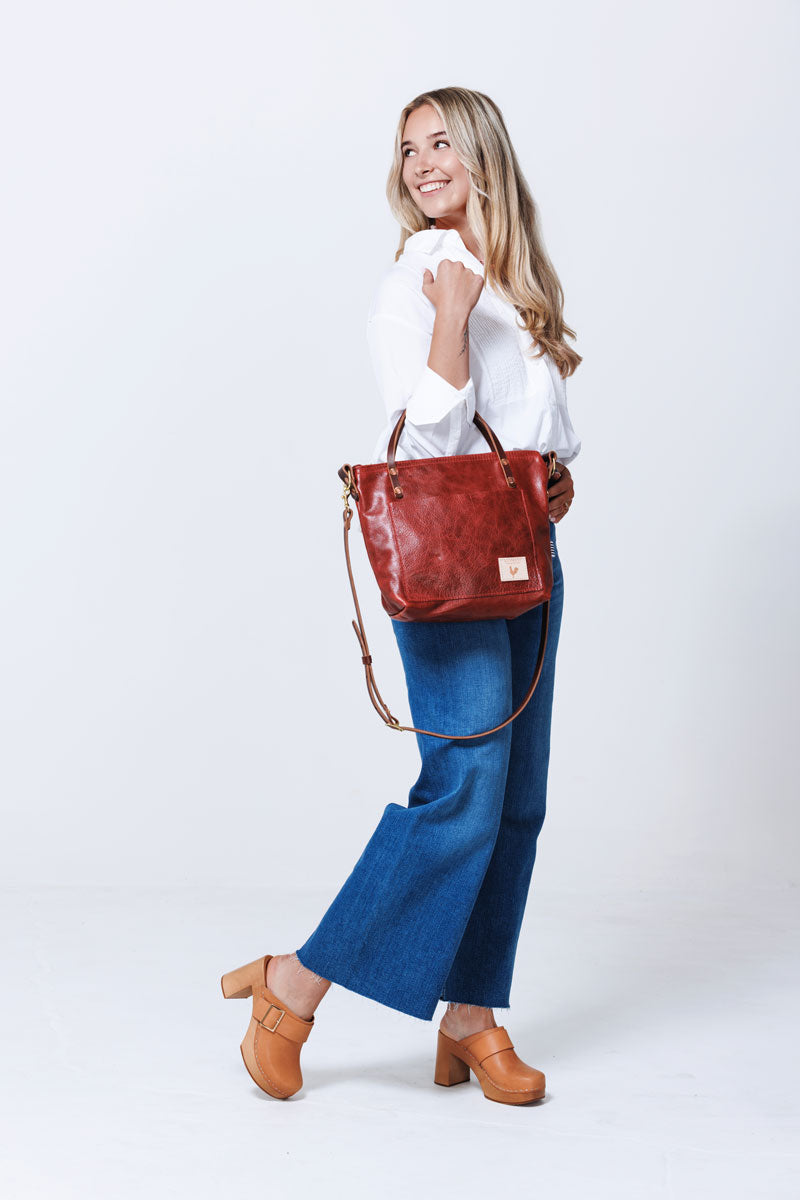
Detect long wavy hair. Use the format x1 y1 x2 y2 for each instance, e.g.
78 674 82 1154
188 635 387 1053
386 87 582 378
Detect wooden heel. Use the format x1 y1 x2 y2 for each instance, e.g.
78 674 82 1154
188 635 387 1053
434 1032 471 1086
220 955 267 999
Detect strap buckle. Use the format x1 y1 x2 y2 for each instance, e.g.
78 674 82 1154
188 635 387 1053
340 464 356 513
256 1003 285 1032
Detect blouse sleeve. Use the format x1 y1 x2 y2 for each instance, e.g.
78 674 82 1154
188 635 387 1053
548 365 582 467
366 282 477 458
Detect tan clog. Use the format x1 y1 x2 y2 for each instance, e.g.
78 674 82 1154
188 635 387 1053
220 954 314 1099
434 1025 545 1104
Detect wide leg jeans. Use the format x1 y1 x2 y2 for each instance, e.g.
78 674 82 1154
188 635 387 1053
295 522 564 1021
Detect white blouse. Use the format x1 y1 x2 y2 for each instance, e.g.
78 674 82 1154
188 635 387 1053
367 226 581 466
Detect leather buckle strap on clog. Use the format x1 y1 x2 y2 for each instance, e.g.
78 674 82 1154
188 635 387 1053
252 987 314 1044
256 1003 285 1032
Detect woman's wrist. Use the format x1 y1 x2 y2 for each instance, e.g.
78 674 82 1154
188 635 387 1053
428 308 471 390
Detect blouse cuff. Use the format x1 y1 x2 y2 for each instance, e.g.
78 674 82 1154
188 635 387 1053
405 365 476 427
556 442 581 467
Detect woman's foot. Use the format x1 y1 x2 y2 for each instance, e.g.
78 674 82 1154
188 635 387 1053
439 1002 498 1041
265 952 331 1021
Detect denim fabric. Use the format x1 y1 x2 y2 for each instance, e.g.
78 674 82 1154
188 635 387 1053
295 521 564 1021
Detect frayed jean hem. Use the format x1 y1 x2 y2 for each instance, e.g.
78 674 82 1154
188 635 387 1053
294 946 439 1023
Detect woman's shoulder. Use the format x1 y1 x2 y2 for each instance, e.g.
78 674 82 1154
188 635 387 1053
368 254 429 325
400 227 457 259
368 228 484 325
402 227 485 283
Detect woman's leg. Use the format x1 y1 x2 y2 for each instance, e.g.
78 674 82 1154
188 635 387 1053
292 614 515 1021
440 527 565 1010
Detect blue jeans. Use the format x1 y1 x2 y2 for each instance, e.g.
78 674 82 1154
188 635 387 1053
295 522 564 1021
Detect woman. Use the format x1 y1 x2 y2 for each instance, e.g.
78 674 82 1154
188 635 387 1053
220 87 581 1105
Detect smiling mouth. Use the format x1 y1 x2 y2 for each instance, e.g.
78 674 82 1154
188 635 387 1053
419 180 450 194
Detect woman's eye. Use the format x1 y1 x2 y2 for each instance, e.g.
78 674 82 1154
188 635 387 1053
403 139 449 157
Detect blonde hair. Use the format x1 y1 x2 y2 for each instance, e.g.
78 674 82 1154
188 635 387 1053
386 87 582 378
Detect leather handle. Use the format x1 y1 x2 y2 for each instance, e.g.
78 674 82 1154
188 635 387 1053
386 407 518 496
338 481 551 741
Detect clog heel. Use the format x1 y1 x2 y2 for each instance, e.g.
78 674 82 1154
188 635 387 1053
434 1026 545 1105
220 953 315 1100
220 956 266 999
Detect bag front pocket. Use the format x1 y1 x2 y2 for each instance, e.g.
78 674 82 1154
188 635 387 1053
388 485 544 603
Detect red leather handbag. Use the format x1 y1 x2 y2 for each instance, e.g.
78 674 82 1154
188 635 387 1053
338 407 559 741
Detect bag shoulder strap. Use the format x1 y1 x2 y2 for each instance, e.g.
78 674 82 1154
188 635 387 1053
339 485 550 741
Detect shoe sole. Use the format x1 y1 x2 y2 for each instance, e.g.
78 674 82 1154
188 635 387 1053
239 1022 292 1100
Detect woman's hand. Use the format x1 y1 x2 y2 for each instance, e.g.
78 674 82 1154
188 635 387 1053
422 259 484 321
547 461 574 523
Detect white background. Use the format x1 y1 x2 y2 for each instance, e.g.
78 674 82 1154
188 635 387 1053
1 2 798 1197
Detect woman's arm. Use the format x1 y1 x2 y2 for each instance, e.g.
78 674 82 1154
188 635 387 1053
424 261 482 390
367 260 484 458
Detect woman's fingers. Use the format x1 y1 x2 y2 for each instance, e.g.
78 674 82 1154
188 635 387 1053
547 475 573 503
547 463 574 521
547 477 570 501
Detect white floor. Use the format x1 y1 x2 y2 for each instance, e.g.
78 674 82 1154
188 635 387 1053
1 883 797 1199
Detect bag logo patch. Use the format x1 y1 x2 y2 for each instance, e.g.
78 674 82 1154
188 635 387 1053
498 556 528 581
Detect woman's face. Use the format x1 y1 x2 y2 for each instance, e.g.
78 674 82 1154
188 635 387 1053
401 104 470 225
